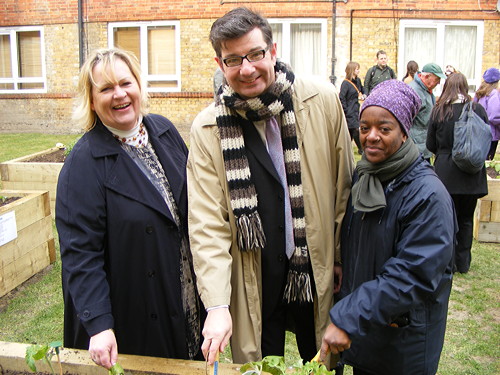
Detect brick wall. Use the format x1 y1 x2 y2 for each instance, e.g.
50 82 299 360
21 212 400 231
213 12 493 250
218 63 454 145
1 0 498 138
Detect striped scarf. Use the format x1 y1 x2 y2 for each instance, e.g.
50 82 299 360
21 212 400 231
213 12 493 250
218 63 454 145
215 61 312 304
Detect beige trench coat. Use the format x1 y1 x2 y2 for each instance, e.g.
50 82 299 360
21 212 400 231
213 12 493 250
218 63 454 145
187 77 354 364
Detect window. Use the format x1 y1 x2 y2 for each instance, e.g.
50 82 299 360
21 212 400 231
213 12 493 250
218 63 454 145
269 19 327 79
398 20 484 93
109 21 181 92
0 27 46 93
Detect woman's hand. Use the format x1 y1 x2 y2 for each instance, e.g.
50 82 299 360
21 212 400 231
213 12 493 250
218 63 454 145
89 329 118 369
320 322 352 361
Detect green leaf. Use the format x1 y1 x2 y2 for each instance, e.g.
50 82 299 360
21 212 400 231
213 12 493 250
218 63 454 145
49 341 63 355
33 345 50 360
261 355 287 375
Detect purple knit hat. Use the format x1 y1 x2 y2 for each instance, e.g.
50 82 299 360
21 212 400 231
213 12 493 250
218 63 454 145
360 79 422 136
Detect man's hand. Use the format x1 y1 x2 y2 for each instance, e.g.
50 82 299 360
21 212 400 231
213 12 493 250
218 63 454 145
89 329 118 369
333 264 343 294
201 307 232 365
320 322 351 361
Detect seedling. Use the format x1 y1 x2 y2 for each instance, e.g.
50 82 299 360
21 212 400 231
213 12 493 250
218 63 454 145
25 341 63 375
109 363 126 375
240 355 334 375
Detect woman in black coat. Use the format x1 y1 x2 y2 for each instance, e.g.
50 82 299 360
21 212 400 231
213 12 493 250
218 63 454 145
426 72 489 273
56 48 203 369
339 61 365 154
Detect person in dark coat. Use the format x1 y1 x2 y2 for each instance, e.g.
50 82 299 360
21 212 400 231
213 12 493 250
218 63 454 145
427 72 489 273
339 61 365 155
320 80 457 375
56 48 203 369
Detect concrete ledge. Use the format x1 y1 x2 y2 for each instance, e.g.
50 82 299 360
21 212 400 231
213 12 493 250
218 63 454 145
0 341 241 374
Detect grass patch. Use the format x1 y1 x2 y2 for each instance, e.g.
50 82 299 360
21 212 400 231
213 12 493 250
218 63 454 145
0 134 498 375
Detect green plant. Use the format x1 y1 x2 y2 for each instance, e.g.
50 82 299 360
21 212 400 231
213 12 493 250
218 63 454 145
240 355 334 375
109 363 125 375
62 136 82 157
486 160 500 178
25 340 63 375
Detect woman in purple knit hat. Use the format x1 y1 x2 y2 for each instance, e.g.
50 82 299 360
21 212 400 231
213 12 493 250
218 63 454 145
474 67 500 160
320 80 457 375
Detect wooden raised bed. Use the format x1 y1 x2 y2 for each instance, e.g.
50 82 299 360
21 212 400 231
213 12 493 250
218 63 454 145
474 177 500 242
0 190 55 297
0 147 64 215
0 341 241 375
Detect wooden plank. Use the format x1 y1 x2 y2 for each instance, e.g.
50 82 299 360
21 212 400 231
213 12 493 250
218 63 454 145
484 178 500 201
490 201 500 222
0 341 242 375
476 221 500 243
0 147 61 163
0 215 53 266
0 190 51 231
2 162 62 182
477 200 491 222
0 242 52 296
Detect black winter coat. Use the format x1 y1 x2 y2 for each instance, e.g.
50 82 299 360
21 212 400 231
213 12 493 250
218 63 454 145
56 114 200 359
339 77 363 129
331 158 456 375
426 101 488 196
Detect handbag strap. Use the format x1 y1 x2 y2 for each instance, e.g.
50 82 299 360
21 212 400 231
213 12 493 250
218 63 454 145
345 79 362 95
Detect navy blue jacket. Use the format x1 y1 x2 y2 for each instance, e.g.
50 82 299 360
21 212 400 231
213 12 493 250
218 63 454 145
331 158 456 375
56 114 197 359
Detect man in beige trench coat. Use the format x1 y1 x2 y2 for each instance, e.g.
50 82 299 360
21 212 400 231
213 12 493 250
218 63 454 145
187 6 354 371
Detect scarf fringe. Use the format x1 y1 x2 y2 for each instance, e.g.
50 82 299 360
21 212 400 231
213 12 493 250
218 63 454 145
236 212 266 250
283 268 313 304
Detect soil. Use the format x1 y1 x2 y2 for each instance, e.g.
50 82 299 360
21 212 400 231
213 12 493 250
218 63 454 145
486 166 499 179
24 149 66 163
0 197 21 207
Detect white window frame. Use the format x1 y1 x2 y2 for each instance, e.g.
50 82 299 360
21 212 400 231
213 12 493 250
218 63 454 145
398 19 484 93
268 18 328 80
108 21 181 92
0 26 47 94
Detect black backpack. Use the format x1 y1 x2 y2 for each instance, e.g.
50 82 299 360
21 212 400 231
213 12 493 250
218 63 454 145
452 102 492 174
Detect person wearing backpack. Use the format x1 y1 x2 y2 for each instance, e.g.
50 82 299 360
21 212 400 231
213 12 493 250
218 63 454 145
426 72 489 274
363 50 396 96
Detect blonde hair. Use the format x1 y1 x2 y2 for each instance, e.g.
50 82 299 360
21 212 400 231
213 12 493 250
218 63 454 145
73 48 149 132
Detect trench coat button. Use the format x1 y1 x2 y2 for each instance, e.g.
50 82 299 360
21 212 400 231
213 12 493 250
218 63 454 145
148 270 155 278
278 254 285 262
151 313 158 320
278 225 284 232
82 310 90 318
145 226 154 234
278 194 283 202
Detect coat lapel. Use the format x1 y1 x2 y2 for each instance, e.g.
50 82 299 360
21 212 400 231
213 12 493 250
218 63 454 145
88 122 177 223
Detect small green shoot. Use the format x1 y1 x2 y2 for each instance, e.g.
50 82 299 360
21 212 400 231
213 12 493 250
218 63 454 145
109 363 126 375
25 341 63 375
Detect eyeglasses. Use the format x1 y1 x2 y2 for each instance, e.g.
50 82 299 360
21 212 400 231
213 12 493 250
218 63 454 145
222 48 269 67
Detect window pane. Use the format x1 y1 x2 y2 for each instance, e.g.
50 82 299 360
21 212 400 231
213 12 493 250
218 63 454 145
404 28 436 70
19 82 43 89
0 34 12 78
148 26 175 75
444 26 476 79
270 24 282 58
148 80 177 88
291 24 321 76
18 31 42 78
114 27 140 62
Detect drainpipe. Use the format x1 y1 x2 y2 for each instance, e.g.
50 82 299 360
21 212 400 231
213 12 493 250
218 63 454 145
330 0 337 85
78 0 84 67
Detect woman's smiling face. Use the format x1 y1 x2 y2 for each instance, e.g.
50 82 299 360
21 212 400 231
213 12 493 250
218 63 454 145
359 106 407 164
90 58 141 130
